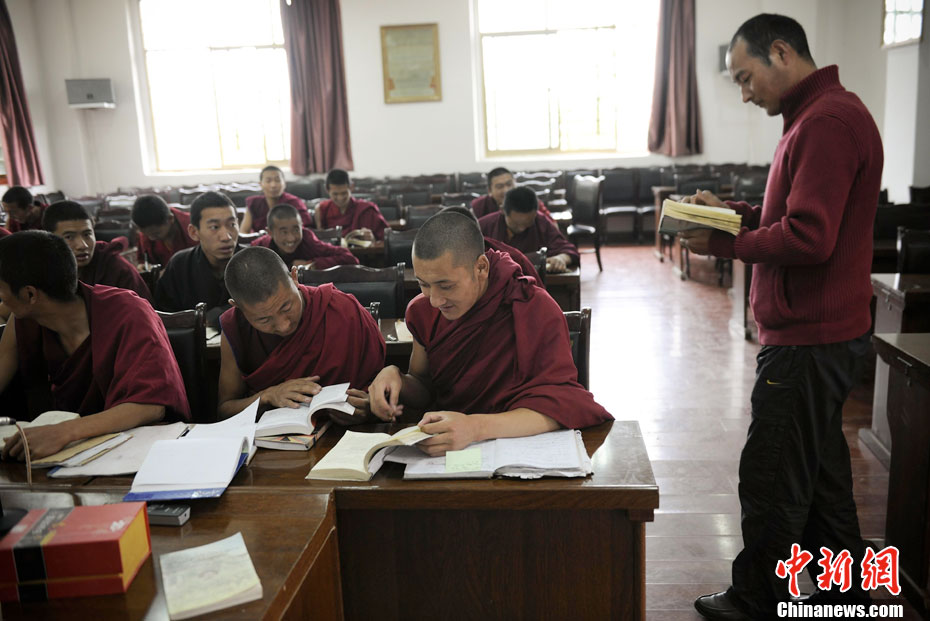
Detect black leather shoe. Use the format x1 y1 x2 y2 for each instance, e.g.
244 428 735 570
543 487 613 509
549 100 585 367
694 590 752 620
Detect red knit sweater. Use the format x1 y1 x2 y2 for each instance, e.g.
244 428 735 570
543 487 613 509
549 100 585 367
708 65 883 346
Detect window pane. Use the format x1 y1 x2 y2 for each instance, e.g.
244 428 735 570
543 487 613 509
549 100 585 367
548 0 618 30
146 51 221 171
477 0 547 33
553 29 617 151
483 35 553 151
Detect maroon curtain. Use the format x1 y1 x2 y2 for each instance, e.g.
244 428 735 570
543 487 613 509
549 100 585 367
648 0 702 157
280 0 353 175
0 0 43 186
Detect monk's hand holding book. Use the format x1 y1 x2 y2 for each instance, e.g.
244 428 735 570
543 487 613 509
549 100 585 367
678 229 713 255
416 412 480 457
546 255 569 274
681 189 727 208
3 422 73 461
259 375 321 409
327 389 377 426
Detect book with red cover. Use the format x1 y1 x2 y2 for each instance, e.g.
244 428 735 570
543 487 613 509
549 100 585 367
0 502 151 602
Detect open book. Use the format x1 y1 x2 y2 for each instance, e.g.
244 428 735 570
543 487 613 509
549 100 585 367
659 199 742 236
383 429 593 480
255 421 332 451
160 532 262 620
255 383 353 437
306 427 431 481
124 399 258 501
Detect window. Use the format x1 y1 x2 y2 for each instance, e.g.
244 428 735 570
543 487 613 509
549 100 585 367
883 0 924 47
476 0 660 156
138 0 290 172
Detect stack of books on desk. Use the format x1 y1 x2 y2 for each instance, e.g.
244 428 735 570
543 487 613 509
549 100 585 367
659 199 742 235
254 383 350 450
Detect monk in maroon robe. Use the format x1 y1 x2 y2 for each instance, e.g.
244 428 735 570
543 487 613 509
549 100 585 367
442 205 541 282
44 200 152 302
316 168 389 241
369 210 611 456
2 186 45 233
470 167 555 224
251 204 358 269
132 195 198 265
0 232 189 460
242 165 313 233
478 187 579 273
217 246 385 424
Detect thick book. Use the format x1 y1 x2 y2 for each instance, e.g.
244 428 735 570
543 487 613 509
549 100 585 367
255 383 353 437
124 398 258 502
255 420 332 451
160 532 262 620
383 429 593 480
306 427 432 481
658 199 742 236
0 502 150 602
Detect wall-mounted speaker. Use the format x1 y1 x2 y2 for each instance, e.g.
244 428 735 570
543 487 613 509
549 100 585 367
65 79 116 109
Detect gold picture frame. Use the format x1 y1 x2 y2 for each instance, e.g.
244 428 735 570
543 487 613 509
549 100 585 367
381 23 442 103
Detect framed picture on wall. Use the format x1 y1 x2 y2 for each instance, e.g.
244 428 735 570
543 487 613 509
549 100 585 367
380 23 442 103
882 0 924 48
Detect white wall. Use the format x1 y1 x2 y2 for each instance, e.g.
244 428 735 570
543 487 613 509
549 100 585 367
7 0 893 196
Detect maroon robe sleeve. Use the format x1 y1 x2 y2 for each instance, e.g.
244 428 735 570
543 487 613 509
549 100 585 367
298 229 358 270
471 196 497 219
90 286 190 420
356 201 389 241
280 193 314 228
538 216 580 265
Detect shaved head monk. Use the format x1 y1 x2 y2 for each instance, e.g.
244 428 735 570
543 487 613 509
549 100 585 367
441 205 541 283
0 232 189 460
369 210 612 456
470 167 555 224
478 186 579 274
251 204 358 269
1 186 45 233
44 200 152 302
131 194 197 266
217 246 386 423
315 169 389 242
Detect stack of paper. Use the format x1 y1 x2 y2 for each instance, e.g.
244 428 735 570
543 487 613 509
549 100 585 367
384 429 593 480
160 532 262 620
659 199 742 235
49 423 188 478
124 399 258 501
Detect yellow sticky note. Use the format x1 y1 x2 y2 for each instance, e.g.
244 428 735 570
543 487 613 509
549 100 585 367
445 447 482 473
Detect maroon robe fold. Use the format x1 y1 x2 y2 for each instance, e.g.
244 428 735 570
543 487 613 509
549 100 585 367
406 250 611 428
478 211 580 266
252 228 358 269
316 198 389 240
246 192 313 232
79 239 153 302
483 237 540 283
220 283 385 393
7 202 45 232
14 283 190 421
471 194 555 224
136 206 197 265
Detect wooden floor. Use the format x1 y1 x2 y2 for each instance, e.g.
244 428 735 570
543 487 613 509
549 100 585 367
578 244 919 620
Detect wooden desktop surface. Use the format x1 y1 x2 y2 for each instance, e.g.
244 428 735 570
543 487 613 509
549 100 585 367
0 421 656 620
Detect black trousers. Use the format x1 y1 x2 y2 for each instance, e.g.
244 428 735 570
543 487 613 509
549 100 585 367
730 333 871 618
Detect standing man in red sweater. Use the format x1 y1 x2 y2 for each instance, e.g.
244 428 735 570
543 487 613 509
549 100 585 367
683 15 883 620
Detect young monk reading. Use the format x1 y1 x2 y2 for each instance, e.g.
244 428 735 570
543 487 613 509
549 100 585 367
368 210 611 455
478 186 579 274
251 204 358 269
241 165 312 234
0 232 189 460
44 201 152 302
470 167 555 224
315 168 389 242
155 191 245 328
1 186 46 233
217 246 385 423
131 194 198 265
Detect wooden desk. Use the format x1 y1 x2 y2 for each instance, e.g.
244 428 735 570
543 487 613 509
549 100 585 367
3 421 656 620
860 275 930 467
872 333 930 616
0 489 340 620
403 267 581 312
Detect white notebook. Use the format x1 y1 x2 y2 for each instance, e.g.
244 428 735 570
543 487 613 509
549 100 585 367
384 429 593 480
255 383 353 437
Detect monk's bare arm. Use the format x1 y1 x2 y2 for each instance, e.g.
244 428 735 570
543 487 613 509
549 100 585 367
0 315 19 393
240 209 254 234
2 402 165 461
417 408 560 456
